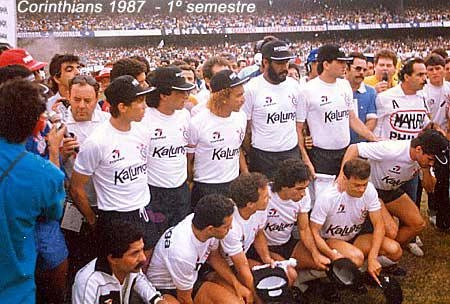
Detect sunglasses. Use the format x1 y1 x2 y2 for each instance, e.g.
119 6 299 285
351 65 368 73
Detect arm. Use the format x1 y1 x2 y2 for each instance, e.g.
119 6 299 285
239 148 249 174
296 121 315 177
46 125 66 168
298 213 330 270
176 289 194 304
335 144 360 190
365 118 377 131
252 230 274 265
421 168 436 193
133 272 166 304
208 249 253 304
187 153 194 184
230 252 255 297
367 210 384 284
242 120 252 154
310 222 342 261
349 110 377 142
70 171 97 226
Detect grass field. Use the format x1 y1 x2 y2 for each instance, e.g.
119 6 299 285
305 200 450 304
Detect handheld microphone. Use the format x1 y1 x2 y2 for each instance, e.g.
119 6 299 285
382 72 388 82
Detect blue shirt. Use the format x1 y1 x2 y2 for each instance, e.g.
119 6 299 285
350 83 377 144
0 138 65 304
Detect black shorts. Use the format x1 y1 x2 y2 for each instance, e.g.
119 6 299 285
376 188 405 204
191 180 233 209
97 204 162 250
249 146 300 179
157 264 210 299
308 146 347 176
149 181 191 228
247 237 297 261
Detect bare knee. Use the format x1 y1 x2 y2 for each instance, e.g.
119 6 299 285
410 218 426 234
348 249 365 268
287 266 298 286
384 241 403 262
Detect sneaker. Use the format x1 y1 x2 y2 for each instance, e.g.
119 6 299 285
407 242 424 257
415 236 423 247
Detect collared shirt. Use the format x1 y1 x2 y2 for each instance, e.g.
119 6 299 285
364 74 398 89
72 258 161 304
350 82 377 143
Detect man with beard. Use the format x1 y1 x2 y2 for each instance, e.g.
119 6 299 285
72 220 167 304
345 52 377 144
243 40 301 179
297 45 377 203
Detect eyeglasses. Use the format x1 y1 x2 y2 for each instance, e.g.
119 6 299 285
351 65 368 73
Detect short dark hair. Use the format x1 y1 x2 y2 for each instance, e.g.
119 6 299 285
343 158 371 180
398 57 425 82
431 48 448 59
129 55 150 73
374 49 397 67
288 63 301 76
0 79 46 143
69 75 100 98
49 53 80 92
146 87 172 108
348 52 367 66
0 64 33 84
237 59 247 68
192 194 234 230
411 129 449 156
230 173 269 208
272 159 311 193
97 219 144 259
202 56 230 81
110 58 147 81
424 54 445 68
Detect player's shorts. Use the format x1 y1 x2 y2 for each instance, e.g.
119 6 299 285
157 264 210 299
376 188 405 204
308 146 347 176
249 146 300 179
191 180 232 209
247 237 298 261
36 220 69 270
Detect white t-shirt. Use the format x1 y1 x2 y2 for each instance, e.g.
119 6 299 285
297 77 354 150
188 109 247 183
220 207 267 265
310 183 380 241
243 75 300 152
141 108 190 188
147 214 219 290
357 140 420 191
263 187 311 246
419 81 450 131
375 84 430 140
73 120 150 211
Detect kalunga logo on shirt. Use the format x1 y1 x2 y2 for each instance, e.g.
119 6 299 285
324 109 349 123
152 145 186 158
266 111 296 124
381 175 405 187
114 164 147 185
264 221 295 232
324 224 362 237
212 147 240 160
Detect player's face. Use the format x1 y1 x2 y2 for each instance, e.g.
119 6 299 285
327 60 347 79
181 69 195 85
69 84 97 122
267 59 289 84
255 186 270 211
345 177 369 198
135 72 149 88
445 61 450 82
426 64 445 86
57 61 81 88
124 96 146 122
365 61 374 77
211 215 233 239
111 238 147 274
228 85 245 112
347 58 367 85
416 148 435 168
407 63 427 91
165 90 190 111
288 67 300 81
375 57 396 79
287 180 309 202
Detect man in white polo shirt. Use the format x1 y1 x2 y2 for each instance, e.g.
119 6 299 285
70 75 157 252
143 67 195 233
243 40 301 179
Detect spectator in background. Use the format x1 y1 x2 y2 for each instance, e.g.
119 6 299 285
300 48 319 85
0 48 48 83
288 62 301 82
445 57 450 82
364 49 398 93
0 79 66 304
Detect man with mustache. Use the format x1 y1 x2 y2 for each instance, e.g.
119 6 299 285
345 52 378 144
73 220 167 304
243 40 301 179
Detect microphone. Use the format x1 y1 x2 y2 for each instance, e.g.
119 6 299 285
382 72 388 82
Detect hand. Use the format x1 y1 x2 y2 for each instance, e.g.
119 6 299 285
235 283 253 304
313 253 331 271
61 136 80 160
374 81 389 93
305 161 316 179
367 258 382 286
304 135 313 150
46 125 66 151
331 249 344 261
335 174 345 192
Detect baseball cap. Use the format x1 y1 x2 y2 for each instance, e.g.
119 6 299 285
418 129 449 165
210 69 249 93
150 66 195 91
0 48 47 71
306 48 319 64
95 67 111 80
317 45 353 63
105 75 155 105
261 40 295 61
327 258 361 286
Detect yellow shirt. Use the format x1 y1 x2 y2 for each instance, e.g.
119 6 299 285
364 75 398 88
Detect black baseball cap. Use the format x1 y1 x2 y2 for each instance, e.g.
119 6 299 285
210 69 249 93
150 66 195 91
417 129 449 165
317 44 353 63
105 75 155 105
261 40 295 61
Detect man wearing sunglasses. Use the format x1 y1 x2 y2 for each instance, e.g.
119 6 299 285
346 52 377 144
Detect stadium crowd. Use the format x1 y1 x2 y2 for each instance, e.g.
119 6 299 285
18 4 450 32
0 32 449 304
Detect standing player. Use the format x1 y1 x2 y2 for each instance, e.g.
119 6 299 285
143 67 195 232
311 159 402 284
243 40 301 179
188 70 248 207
